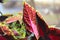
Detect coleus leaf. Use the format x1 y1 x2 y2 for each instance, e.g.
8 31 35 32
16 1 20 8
0 36 7 40
36 12 51 40
36 12 49 37
48 28 60 40
36 12 60 40
0 26 12 36
23 2 40 39
5 16 21 24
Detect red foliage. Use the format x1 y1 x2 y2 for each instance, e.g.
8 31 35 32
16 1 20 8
23 2 40 39
23 2 60 40
0 36 7 40
48 28 60 40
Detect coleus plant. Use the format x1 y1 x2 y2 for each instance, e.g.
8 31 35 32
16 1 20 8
5 16 26 40
23 2 60 40
0 2 60 40
0 23 15 40
0 14 26 40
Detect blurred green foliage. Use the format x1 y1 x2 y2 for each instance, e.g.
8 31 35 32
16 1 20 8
3 0 8 3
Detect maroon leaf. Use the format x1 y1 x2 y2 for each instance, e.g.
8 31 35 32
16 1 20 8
36 12 49 37
0 36 7 40
48 28 60 40
36 11 60 40
23 2 40 39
